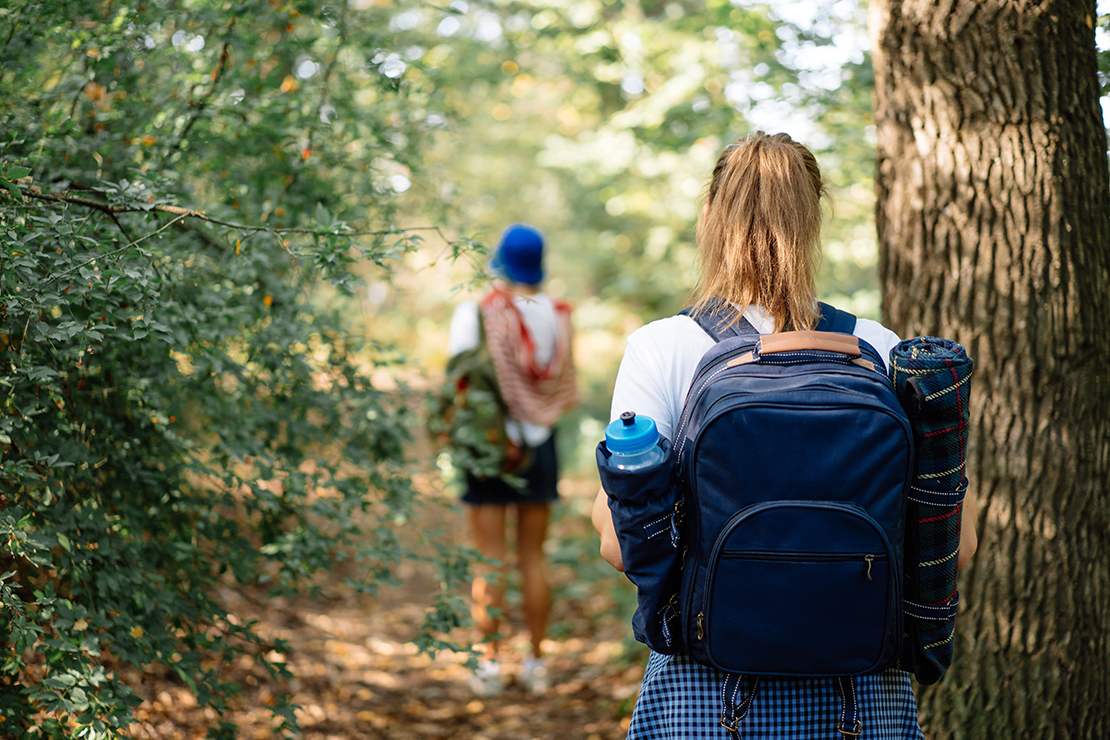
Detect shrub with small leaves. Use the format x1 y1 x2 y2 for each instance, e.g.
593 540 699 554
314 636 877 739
0 1 492 737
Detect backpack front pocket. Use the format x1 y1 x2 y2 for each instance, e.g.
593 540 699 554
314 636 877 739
699 500 900 677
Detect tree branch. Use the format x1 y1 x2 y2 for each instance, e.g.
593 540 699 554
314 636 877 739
106 210 133 243
174 216 226 251
26 212 192 302
167 18 235 156
0 0 31 88
9 181 450 239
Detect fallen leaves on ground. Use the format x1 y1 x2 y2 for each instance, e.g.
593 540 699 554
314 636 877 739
124 477 646 739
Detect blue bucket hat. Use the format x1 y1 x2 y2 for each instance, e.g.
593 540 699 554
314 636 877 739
489 223 544 285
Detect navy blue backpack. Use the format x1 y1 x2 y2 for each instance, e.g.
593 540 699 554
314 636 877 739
676 302 916 735
675 301 913 681
598 301 914 735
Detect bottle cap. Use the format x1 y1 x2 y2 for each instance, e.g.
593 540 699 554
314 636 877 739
605 411 659 454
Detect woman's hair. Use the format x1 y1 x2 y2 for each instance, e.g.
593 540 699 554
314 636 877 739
692 132 828 332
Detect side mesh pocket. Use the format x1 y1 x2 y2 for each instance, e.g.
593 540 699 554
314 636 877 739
596 439 683 654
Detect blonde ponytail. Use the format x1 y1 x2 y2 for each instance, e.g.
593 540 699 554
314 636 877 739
693 132 828 332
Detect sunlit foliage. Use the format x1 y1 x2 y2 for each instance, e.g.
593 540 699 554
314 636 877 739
370 0 883 469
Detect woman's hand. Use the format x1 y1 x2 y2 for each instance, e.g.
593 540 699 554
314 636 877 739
591 487 624 572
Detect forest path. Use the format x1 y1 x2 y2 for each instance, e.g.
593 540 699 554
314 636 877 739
126 475 645 740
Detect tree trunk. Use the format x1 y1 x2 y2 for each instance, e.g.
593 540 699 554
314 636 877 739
870 1 1110 737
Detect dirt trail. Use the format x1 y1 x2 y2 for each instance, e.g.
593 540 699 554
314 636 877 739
125 477 645 740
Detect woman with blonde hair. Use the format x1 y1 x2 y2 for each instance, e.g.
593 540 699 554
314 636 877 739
592 132 977 738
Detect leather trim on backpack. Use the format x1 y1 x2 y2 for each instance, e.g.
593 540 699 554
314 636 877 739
726 352 755 368
759 331 861 357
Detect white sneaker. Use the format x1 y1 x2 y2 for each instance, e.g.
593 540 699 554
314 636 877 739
517 656 550 694
468 659 504 697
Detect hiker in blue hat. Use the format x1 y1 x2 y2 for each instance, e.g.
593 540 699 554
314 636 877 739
487 223 546 286
444 223 578 696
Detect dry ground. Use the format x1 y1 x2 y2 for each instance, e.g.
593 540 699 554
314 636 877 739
123 474 647 740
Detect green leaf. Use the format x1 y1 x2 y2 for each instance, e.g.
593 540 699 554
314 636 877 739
68 686 90 711
2 179 23 203
44 674 78 690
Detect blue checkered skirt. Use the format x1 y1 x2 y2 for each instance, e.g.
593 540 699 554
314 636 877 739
626 652 923 739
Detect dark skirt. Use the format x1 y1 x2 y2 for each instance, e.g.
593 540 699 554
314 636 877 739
462 432 559 505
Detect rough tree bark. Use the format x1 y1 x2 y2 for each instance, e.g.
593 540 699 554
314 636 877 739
871 0 1110 738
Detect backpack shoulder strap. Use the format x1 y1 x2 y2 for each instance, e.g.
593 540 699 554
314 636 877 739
679 300 873 362
816 301 857 334
816 302 888 370
679 298 759 343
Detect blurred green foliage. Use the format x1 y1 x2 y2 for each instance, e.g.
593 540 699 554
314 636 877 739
371 0 883 474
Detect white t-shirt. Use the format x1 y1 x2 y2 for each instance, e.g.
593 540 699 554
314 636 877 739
609 304 902 442
448 293 561 447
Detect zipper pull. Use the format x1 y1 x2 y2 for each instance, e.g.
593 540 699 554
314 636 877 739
864 554 874 581
697 612 705 640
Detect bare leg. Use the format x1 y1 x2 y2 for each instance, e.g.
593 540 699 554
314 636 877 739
516 502 552 659
467 504 508 660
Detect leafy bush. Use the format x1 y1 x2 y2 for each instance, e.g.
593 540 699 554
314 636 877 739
0 1 481 737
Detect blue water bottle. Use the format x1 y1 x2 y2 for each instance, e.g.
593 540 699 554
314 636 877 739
604 411 666 470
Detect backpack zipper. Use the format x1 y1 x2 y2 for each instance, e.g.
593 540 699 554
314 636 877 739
675 361 892 462
675 349 757 647
719 550 886 561
697 384 886 427
719 550 885 581
673 346 754 458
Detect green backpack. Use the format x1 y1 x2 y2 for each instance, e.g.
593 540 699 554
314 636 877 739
429 312 533 480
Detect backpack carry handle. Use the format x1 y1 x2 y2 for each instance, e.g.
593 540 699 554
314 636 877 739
727 332 875 371
760 331 861 357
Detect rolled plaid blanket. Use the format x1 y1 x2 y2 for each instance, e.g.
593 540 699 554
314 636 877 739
889 337 974 685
